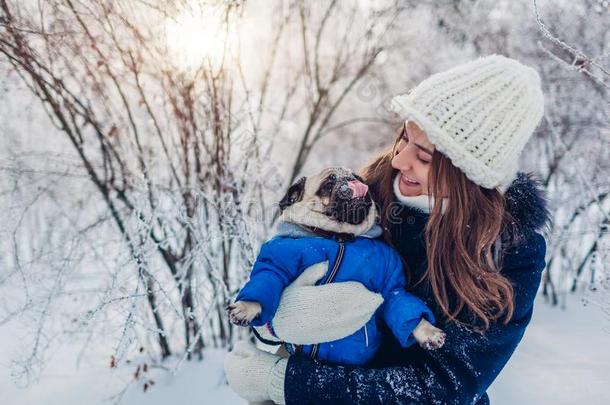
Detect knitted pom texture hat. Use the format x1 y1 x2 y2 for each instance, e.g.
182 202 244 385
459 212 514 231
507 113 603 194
390 54 544 189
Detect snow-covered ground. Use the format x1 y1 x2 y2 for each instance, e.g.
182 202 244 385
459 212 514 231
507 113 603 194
0 342 244 405
1 293 608 405
489 294 610 405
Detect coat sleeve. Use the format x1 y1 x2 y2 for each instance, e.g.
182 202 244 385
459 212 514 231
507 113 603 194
283 232 546 405
379 248 436 348
236 238 307 326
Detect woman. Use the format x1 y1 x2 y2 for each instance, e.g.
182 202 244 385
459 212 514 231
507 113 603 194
224 54 550 404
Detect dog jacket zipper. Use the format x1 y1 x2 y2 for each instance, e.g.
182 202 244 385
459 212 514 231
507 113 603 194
308 238 345 360
251 238 348 352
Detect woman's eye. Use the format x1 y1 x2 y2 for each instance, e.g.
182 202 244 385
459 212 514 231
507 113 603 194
418 156 431 165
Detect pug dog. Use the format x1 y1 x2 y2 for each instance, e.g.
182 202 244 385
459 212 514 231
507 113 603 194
228 167 445 362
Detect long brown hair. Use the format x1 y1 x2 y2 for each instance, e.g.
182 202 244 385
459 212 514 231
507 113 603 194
361 129 515 332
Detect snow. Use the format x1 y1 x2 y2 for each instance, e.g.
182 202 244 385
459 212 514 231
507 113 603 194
489 294 610 405
1 293 608 404
0 341 244 405
120 351 243 405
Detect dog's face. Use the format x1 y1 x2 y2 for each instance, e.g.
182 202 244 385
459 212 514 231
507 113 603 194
279 167 377 235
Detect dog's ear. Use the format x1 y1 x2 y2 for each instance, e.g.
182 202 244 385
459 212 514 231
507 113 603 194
279 177 306 211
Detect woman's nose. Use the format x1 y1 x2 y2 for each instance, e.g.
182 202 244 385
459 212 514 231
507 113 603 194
391 147 413 172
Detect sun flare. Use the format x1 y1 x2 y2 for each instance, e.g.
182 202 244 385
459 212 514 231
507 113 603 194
165 7 231 72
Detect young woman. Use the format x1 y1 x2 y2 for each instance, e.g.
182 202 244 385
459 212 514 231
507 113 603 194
224 54 550 404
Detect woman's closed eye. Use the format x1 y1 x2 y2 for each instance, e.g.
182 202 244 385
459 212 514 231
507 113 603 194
418 154 431 164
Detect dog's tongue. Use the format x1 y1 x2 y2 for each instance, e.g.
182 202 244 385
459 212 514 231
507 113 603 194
347 180 369 198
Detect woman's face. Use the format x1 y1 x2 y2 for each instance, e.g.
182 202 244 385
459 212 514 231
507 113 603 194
391 120 435 196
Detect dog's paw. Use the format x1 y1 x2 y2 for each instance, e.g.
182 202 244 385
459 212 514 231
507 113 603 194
413 319 446 350
226 301 262 327
419 328 446 350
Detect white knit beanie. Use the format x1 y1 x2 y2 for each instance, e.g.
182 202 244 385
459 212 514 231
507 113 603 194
390 54 544 189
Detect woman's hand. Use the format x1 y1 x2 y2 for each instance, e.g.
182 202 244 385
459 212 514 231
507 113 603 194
254 261 384 345
224 340 287 404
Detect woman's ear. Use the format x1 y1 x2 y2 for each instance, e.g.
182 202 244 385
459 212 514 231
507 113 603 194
279 177 306 211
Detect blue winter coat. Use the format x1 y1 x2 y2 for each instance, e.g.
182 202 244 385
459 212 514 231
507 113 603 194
235 223 435 366
283 172 551 404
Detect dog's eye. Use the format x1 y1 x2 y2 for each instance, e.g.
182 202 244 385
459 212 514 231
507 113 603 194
320 180 334 194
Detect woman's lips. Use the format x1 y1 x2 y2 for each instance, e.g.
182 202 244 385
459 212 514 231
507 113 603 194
400 173 420 187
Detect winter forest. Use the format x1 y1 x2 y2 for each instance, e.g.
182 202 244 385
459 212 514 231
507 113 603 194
0 0 608 404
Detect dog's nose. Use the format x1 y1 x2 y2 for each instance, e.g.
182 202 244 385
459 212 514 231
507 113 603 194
347 180 368 198
337 183 352 199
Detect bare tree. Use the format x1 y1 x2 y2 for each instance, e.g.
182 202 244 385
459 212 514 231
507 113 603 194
406 0 610 307
4 0 605 391
0 0 408 384
528 0 609 307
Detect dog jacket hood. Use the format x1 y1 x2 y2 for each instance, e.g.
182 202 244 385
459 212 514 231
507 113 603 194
275 221 383 239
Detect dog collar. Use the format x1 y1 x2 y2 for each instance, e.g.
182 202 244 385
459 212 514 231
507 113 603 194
297 224 356 241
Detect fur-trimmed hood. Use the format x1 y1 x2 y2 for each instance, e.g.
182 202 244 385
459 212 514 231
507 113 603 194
501 172 551 242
